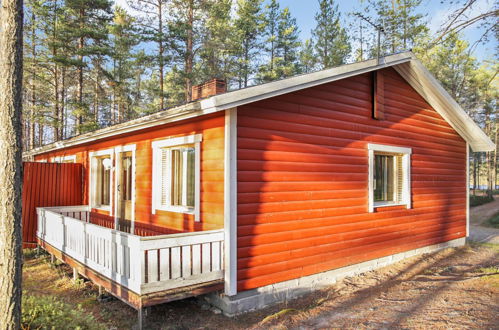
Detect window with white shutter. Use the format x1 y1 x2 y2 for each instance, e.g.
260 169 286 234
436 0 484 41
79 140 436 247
152 134 202 221
368 144 412 212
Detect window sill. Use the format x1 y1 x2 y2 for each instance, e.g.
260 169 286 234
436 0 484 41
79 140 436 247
154 206 195 215
374 202 409 209
92 205 111 212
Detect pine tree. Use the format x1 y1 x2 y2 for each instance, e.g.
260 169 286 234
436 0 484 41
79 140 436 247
277 7 301 78
127 0 169 109
59 0 113 133
365 0 427 55
257 3 301 83
257 0 281 82
0 0 23 327
312 0 351 69
299 39 316 73
109 6 140 123
169 0 208 102
233 0 264 88
198 0 234 84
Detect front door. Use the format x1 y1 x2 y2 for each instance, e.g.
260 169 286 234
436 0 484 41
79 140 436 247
116 151 133 233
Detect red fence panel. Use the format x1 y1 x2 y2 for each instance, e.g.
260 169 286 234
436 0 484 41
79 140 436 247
22 162 83 248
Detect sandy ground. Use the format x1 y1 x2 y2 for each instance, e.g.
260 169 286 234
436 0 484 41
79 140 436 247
23 201 499 329
469 197 499 244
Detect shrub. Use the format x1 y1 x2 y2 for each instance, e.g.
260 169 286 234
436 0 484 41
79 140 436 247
487 212 499 228
470 194 494 207
22 293 103 330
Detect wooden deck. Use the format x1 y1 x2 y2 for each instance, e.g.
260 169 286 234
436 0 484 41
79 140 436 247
36 206 225 309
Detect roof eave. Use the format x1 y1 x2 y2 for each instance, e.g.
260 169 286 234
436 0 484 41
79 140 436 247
393 60 495 152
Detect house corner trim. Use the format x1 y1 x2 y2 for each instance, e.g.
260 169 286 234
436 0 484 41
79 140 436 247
224 108 237 296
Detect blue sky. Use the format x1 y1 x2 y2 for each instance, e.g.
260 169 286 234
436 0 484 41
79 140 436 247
277 0 496 61
117 0 497 63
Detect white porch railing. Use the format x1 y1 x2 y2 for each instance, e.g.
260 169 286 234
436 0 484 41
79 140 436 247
36 206 224 295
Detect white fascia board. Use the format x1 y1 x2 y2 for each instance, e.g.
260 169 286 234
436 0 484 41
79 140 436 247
30 51 493 156
393 60 494 152
200 52 414 113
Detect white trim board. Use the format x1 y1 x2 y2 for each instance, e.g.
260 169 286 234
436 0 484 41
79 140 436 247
24 51 493 157
151 134 202 221
224 108 238 296
114 144 137 233
89 149 114 214
367 143 412 213
51 155 76 163
466 142 470 237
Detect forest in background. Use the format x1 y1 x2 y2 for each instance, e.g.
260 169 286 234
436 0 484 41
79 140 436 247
22 0 498 190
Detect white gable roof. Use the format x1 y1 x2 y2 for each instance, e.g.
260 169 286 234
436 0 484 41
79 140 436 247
25 51 494 157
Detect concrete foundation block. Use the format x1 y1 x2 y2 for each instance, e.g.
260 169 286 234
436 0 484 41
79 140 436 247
206 237 466 316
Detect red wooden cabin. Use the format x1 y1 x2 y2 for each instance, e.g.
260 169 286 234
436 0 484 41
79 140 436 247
25 52 494 318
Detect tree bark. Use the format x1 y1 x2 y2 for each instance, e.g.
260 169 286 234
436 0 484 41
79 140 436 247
0 0 24 328
29 10 36 149
185 0 194 102
158 0 165 109
76 8 85 134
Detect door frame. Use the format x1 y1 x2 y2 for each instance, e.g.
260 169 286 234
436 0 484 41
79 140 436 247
114 144 136 233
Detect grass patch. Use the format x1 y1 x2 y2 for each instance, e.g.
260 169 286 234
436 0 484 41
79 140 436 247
261 308 298 324
470 194 494 207
22 293 104 330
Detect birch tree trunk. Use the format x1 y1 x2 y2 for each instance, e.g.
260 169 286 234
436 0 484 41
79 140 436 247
0 0 24 328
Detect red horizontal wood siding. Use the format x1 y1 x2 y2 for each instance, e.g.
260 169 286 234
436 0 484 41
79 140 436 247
34 113 225 233
236 68 467 291
22 162 83 247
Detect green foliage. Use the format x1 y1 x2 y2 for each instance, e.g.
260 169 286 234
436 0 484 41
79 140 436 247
22 293 103 329
299 39 316 73
257 1 301 83
233 0 265 88
470 194 494 207
198 0 235 83
486 212 499 228
312 0 351 69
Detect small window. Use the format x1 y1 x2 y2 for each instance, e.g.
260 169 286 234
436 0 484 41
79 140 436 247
96 157 112 207
368 144 411 212
152 134 202 221
89 150 113 211
52 155 76 163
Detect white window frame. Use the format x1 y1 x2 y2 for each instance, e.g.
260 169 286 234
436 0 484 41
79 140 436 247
114 144 136 232
51 155 76 163
368 143 412 212
89 149 114 213
151 134 202 221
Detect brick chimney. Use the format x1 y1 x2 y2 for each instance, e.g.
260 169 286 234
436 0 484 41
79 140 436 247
191 79 227 101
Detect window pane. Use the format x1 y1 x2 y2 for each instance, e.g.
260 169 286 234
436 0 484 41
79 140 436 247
161 149 168 205
171 149 183 206
122 156 132 201
374 154 394 202
186 148 195 207
100 158 111 206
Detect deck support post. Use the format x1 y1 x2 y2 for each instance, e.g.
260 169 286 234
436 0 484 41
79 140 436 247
73 267 79 282
98 285 103 296
50 254 55 264
137 307 148 330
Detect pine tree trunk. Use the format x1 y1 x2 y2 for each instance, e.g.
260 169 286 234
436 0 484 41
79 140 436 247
60 66 66 138
158 0 165 109
53 63 59 141
29 11 36 149
76 8 85 134
494 125 498 191
0 0 24 328
185 0 194 102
